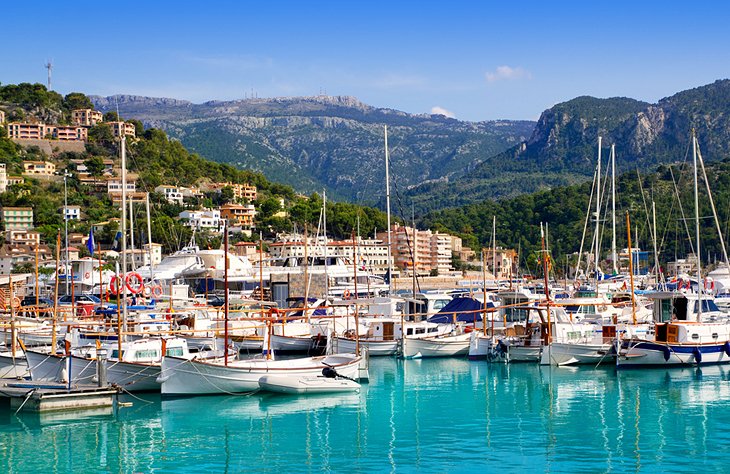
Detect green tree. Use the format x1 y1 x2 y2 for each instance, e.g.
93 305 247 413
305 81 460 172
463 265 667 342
63 92 94 110
89 123 115 145
103 111 119 122
84 156 105 176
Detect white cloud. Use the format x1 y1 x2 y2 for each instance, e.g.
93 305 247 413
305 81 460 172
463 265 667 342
485 65 531 83
431 106 455 118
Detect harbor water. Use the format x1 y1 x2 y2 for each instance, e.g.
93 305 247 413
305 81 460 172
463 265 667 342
2 358 729 472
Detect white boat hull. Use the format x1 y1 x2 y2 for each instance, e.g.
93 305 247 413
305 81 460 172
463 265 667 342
508 345 542 362
270 334 313 353
618 340 730 367
540 341 614 366
258 375 360 394
159 353 362 396
333 337 398 356
402 333 470 358
0 352 29 378
25 349 162 391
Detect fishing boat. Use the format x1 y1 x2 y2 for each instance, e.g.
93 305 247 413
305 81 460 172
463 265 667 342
24 337 192 391
158 352 362 396
401 332 471 359
617 292 730 367
0 349 29 378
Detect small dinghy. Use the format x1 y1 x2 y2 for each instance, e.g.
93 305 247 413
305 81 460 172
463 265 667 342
258 367 361 394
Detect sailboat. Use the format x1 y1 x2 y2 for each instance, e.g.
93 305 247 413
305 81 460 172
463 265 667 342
617 131 730 367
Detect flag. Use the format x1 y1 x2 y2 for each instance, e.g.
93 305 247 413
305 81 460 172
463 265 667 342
112 231 123 251
86 228 95 256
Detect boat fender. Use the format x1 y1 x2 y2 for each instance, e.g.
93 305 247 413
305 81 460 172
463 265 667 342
662 346 671 362
322 367 338 378
724 341 730 357
693 347 702 364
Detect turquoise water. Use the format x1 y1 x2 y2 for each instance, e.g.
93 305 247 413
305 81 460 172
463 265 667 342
2 359 730 473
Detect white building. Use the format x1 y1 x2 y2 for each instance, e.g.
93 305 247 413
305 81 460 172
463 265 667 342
107 178 136 194
62 205 81 221
179 209 224 232
155 185 184 205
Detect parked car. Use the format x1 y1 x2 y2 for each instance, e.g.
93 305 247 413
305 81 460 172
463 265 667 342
57 294 102 306
20 296 54 318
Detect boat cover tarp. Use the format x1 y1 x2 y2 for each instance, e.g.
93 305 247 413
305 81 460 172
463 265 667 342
428 297 487 323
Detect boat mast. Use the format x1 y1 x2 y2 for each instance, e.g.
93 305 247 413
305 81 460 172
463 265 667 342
120 135 128 335
492 216 497 282
146 192 154 282
323 189 329 298
595 136 602 287
224 221 229 366
626 212 637 325
692 130 702 318
384 125 393 294
611 144 618 275
652 201 661 287
541 223 551 344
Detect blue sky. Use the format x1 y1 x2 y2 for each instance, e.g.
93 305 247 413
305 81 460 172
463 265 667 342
3 1 729 121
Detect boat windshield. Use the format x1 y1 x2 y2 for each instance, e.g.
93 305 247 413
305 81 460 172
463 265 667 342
694 299 721 313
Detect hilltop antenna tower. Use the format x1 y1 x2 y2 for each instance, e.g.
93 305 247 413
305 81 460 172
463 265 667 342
45 60 53 90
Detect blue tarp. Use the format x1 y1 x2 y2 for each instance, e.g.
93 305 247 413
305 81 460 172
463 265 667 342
428 297 489 324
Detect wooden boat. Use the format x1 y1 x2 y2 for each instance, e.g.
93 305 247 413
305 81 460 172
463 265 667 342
0 350 29 378
258 374 360 394
25 337 192 391
401 332 471 358
158 352 362 396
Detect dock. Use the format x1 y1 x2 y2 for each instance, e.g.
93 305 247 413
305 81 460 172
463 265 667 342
0 381 119 413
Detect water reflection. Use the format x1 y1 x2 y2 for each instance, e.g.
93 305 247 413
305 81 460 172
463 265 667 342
1 361 730 472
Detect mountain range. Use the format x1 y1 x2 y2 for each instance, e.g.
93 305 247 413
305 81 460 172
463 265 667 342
91 79 730 212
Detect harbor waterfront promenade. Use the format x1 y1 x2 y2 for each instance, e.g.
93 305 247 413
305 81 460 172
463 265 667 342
1 358 729 472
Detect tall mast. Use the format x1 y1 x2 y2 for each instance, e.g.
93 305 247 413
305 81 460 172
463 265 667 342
652 201 661 286
693 130 702 317
120 135 128 334
384 125 393 294
595 136 602 284
223 222 229 366
323 189 329 298
492 216 497 281
146 192 154 281
611 144 618 274
129 199 136 270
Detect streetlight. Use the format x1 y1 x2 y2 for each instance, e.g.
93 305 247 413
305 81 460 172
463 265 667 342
63 170 71 295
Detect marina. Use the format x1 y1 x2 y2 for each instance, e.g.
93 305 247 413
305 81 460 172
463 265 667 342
2 358 730 472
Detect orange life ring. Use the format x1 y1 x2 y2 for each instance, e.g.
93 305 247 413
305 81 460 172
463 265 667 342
152 285 163 297
343 289 352 299
143 285 152 297
125 272 144 295
84 272 91 279
704 278 715 291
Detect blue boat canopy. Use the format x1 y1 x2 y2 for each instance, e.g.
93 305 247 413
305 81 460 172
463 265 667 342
428 297 490 324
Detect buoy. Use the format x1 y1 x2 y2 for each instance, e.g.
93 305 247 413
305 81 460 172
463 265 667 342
693 347 702 364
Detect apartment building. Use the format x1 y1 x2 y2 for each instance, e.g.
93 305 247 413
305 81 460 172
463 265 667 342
220 203 256 229
23 161 56 176
8 123 48 140
71 109 103 126
106 121 136 138
1 207 33 230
